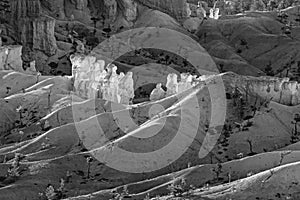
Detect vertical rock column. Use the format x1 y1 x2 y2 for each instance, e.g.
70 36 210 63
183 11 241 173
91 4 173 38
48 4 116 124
10 0 57 57
71 55 135 104
32 17 57 56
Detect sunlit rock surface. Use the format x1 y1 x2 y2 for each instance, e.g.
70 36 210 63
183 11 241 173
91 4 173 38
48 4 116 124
224 73 300 106
71 55 134 104
0 46 23 72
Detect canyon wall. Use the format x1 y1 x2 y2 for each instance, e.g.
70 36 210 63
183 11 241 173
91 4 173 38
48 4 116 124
71 53 300 107
10 0 57 56
226 73 300 106
149 72 300 106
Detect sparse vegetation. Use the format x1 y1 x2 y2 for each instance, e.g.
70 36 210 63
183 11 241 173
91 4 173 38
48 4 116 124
246 139 257 156
0 1 300 199
212 163 223 181
86 156 92 179
265 62 274 76
112 185 131 200
167 177 192 197
40 178 66 200
7 153 22 178
291 113 300 143
0 153 25 185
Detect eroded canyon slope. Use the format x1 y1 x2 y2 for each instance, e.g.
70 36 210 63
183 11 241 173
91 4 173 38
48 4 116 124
0 1 300 200
1 0 299 78
0 59 300 200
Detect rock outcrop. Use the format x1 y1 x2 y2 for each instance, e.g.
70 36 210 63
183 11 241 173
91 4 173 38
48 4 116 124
10 0 57 56
224 73 300 106
118 0 137 21
135 0 189 21
0 45 39 74
149 83 166 101
71 55 134 104
0 45 23 72
0 60 300 199
149 72 300 106
114 0 138 29
10 0 41 19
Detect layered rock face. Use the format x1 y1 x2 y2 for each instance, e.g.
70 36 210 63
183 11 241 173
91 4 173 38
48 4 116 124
71 55 134 104
63 0 93 24
10 0 57 56
136 0 189 21
60 0 137 30
10 0 41 19
20 17 57 56
149 72 300 106
71 52 300 107
225 73 300 106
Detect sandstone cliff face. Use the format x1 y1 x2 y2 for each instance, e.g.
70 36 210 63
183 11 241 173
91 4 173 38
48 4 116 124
61 0 135 29
136 0 189 21
10 0 41 19
223 73 300 106
19 17 57 56
10 0 57 57
147 71 300 106
71 51 300 107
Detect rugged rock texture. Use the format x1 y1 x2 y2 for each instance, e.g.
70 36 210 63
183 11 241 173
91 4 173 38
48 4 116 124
148 71 300 106
118 0 138 22
136 0 189 21
25 17 57 56
10 0 57 57
1 3 300 200
71 55 134 104
40 0 66 19
0 45 23 72
10 0 41 19
224 73 300 106
113 0 138 29
196 8 300 78
1 65 300 199
64 0 93 24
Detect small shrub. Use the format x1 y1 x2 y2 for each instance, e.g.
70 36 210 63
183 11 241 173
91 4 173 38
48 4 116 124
167 177 191 197
41 179 66 200
7 153 23 178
